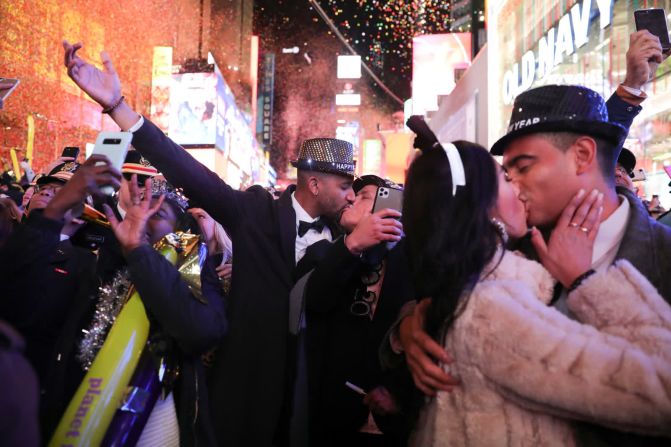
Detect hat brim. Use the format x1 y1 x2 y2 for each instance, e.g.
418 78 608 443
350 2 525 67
490 120 627 156
291 159 355 178
353 175 386 193
36 175 67 186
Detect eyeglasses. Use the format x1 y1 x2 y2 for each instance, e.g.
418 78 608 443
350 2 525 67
350 288 377 318
34 184 63 193
350 263 384 318
361 263 383 286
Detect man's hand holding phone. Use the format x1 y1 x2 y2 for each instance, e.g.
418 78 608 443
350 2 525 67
623 29 667 90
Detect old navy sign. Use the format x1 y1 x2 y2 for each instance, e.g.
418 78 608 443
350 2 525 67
502 0 613 104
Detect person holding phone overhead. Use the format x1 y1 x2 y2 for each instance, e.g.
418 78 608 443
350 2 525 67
62 40 357 445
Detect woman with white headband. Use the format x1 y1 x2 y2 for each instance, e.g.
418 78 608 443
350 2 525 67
400 135 671 445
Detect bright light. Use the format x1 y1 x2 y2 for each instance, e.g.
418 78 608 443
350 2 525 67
335 93 361 106
337 55 362 79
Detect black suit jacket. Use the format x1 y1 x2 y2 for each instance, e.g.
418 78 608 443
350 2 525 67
303 238 414 444
131 117 301 446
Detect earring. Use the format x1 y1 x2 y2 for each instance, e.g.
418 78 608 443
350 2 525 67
491 217 509 244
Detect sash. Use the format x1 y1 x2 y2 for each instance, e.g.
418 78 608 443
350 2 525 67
49 232 200 447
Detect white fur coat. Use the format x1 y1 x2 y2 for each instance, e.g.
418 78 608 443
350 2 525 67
411 250 671 446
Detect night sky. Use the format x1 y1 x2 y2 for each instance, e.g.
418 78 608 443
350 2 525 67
253 0 454 174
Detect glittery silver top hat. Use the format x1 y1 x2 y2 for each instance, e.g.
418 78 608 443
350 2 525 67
291 138 356 177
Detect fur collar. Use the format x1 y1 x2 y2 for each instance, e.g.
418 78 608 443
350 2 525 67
483 249 556 305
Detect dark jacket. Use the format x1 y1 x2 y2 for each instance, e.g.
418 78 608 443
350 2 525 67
0 321 40 447
0 210 225 446
304 238 414 445
0 211 97 386
126 245 227 447
131 118 301 446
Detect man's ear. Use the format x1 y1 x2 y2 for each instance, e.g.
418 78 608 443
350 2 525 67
571 136 598 175
308 175 319 196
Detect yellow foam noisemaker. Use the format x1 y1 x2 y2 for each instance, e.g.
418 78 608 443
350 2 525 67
49 232 200 446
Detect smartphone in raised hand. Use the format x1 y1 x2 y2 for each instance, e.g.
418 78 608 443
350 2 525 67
62 146 80 160
90 131 132 195
634 9 671 53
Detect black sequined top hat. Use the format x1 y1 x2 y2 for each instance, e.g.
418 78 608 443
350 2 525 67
36 161 80 185
617 147 637 175
291 138 356 177
491 85 627 156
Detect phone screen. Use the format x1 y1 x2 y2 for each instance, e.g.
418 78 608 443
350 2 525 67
635 9 671 50
62 147 80 159
0 78 20 101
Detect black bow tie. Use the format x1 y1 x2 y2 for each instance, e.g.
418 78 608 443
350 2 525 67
298 218 326 237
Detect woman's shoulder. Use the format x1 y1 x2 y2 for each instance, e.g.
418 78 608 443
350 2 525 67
479 249 556 305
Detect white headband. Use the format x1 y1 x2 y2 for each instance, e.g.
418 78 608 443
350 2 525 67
433 142 466 196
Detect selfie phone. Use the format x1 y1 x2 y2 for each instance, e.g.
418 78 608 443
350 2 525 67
372 186 404 251
91 131 132 195
631 168 647 182
0 78 20 102
372 186 404 215
634 9 671 52
62 146 80 160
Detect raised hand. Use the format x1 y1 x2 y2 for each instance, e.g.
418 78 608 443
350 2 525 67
623 30 668 90
104 175 164 255
531 188 604 288
63 40 121 108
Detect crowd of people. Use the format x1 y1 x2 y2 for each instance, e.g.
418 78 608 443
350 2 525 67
0 29 670 447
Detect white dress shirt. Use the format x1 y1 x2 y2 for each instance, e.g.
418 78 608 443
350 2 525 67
292 192 332 264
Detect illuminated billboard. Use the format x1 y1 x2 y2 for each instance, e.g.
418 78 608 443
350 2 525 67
169 72 217 145
337 55 362 79
150 46 173 133
412 33 472 116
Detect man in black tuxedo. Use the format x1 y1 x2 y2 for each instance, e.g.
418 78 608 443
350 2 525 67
62 40 357 446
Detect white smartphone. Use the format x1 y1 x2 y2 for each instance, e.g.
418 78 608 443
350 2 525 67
91 131 132 195
0 78 20 102
631 168 647 182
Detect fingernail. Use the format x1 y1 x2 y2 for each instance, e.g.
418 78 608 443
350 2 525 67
577 189 585 197
590 189 599 197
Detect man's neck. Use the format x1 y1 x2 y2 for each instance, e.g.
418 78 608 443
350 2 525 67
294 188 320 219
597 186 621 222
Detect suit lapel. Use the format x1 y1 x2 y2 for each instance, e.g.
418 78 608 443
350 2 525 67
615 188 658 285
278 185 298 266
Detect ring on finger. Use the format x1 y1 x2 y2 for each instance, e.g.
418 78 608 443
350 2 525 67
569 222 579 228
579 226 589 233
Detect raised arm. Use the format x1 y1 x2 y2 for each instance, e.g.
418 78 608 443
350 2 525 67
607 31 668 132
62 41 255 230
